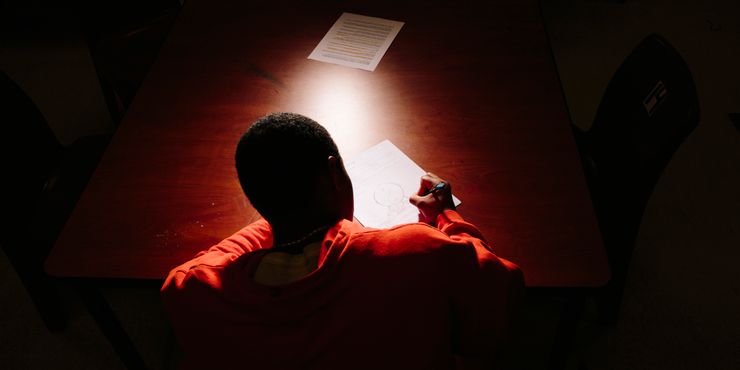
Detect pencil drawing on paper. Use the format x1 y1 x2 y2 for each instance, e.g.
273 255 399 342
373 182 405 223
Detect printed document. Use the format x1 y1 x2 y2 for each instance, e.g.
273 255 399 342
308 13 404 71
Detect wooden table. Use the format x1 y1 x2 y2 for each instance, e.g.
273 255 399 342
46 0 609 289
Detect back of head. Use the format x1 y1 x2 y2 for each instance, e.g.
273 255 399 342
235 112 340 222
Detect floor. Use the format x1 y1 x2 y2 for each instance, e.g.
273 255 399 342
1 0 739 369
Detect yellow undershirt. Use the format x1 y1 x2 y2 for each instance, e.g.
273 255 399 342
253 241 322 286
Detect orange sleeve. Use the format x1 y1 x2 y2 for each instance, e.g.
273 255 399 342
195 218 273 257
436 209 488 245
160 219 274 356
436 210 525 363
161 218 273 291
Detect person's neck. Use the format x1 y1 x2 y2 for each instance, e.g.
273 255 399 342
270 215 340 252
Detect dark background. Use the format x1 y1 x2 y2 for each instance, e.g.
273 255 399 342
1 0 738 369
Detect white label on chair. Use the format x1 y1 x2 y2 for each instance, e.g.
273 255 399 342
643 80 668 117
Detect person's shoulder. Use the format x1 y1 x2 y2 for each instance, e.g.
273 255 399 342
386 222 449 239
348 222 460 255
161 251 244 296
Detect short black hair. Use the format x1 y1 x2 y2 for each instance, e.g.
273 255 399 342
235 112 340 221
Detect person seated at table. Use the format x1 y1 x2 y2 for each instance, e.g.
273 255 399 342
160 112 524 370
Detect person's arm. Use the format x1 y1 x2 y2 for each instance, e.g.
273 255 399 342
161 218 273 291
444 226 524 368
410 174 525 367
196 218 273 257
160 218 274 361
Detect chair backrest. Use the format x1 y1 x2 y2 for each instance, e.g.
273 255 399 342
0 71 63 240
578 34 700 263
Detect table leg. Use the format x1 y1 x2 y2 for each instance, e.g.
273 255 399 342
548 292 586 370
77 285 150 370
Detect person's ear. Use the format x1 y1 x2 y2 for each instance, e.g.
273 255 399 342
327 155 343 189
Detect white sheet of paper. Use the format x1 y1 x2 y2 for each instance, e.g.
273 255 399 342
345 140 461 229
308 12 404 71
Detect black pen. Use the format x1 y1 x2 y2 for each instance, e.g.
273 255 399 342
424 182 447 196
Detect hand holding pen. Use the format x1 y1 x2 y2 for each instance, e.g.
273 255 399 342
424 182 448 196
409 172 456 226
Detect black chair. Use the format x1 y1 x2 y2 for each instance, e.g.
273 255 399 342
80 0 182 124
572 33 700 323
730 113 740 132
0 71 110 331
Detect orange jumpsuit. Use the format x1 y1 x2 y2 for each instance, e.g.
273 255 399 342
161 210 523 369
